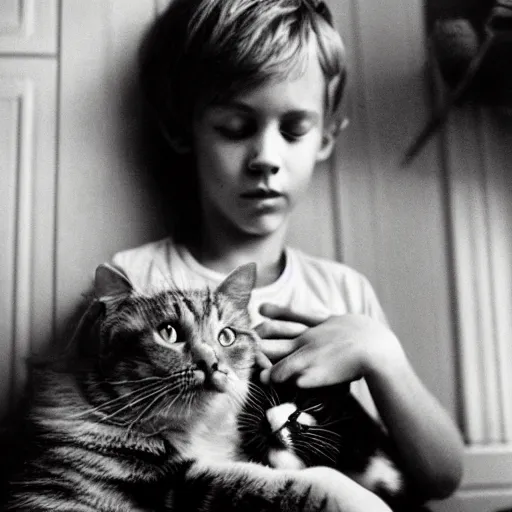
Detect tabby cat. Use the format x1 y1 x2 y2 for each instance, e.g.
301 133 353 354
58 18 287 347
1 263 390 512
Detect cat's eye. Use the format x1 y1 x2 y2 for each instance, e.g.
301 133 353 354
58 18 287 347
157 323 177 344
218 327 236 347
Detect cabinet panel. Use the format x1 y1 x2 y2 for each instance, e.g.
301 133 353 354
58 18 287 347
0 59 57 414
0 0 58 55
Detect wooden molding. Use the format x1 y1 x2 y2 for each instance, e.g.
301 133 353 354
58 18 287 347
0 78 34 405
0 60 57 412
0 0 58 55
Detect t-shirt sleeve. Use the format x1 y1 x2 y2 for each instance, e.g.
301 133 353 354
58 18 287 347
343 270 388 422
358 273 389 326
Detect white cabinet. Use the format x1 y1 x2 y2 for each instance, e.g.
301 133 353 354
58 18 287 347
0 0 58 55
0 59 57 414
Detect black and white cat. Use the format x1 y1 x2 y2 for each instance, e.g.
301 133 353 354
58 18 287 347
240 380 419 510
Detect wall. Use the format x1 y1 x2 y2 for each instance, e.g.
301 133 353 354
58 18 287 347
1 0 512 510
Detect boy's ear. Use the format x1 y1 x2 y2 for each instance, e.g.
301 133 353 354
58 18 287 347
94 263 133 301
316 123 337 162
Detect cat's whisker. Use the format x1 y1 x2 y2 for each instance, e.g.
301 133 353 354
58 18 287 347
246 381 268 400
292 443 314 465
307 442 340 463
97 384 172 425
298 428 339 445
143 424 171 438
237 408 261 420
162 386 189 417
316 418 343 429
303 429 341 447
245 437 267 457
237 415 260 427
253 440 267 457
188 391 196 415
237 413 262 425
104 374 171 386
225 389 246 411
308 426 342 442
241 395 265 414
294 438 337 464
246 384 271 405
69 379 174 420
268 387 281 408
246 381 268 397
301 403 324 414
126 386 172 433
245 388 269 409
99 379 186 425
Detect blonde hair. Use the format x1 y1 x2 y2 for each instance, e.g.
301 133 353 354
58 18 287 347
140 0 347 148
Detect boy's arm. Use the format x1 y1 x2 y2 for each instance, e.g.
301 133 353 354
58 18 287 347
363 330 464 499
256 307 464 501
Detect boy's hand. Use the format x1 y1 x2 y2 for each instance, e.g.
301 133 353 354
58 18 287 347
255 303 328 362
256 304 405 388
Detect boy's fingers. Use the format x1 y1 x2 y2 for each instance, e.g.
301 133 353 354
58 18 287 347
255 319 308 339
259 368 271 385
295 368 334 388
258 338 297 362
269 349 310 383
254 350 272 370
259 303 328 327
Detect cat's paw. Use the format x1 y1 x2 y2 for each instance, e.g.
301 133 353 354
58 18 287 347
298 466 393 512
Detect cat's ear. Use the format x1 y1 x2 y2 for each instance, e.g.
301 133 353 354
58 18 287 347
217 263 256 310
94 263 133 301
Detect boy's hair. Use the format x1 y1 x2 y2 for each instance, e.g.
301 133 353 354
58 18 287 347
139 0 347 150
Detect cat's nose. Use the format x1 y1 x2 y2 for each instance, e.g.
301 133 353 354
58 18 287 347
197 360 218 373
192 343 218 371
192 345 228 391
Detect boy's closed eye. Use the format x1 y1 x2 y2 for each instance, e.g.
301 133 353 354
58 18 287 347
214 114 256 140
209 107 319 143
280 113 318 141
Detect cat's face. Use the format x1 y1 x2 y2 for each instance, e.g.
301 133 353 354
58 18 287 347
90 263 258 429
239 383 346 470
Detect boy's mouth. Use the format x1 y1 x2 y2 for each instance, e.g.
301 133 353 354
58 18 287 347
240 189 283 199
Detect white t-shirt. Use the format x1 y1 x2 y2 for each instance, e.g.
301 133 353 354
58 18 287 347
111 237 387 417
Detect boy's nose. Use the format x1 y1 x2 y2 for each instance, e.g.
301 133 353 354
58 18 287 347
248 160 279 175
248 127 282 175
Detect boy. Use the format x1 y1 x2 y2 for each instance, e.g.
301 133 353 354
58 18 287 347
113 0 464 505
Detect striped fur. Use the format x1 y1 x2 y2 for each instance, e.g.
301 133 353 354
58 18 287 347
2 264 367 512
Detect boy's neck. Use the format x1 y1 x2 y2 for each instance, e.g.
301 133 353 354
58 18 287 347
189 224 288 288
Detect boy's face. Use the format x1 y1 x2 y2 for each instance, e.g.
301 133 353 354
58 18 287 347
191 41 334 240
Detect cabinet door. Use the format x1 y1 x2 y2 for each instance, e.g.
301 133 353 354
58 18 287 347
0 59 57 415
0 0 58 55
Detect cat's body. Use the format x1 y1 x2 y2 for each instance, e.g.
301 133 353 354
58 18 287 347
240 381 420 511
2 264 395 512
